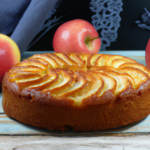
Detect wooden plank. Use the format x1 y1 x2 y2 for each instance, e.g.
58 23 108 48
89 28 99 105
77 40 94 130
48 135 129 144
0 135 150 149
0 93 3 113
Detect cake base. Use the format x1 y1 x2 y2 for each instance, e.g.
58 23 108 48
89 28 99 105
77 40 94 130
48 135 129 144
2 81 150 132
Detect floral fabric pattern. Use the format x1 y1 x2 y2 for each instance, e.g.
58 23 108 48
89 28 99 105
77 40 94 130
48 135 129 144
90 0 123 50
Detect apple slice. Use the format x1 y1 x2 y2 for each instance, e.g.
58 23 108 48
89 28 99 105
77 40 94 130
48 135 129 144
145 38 150 69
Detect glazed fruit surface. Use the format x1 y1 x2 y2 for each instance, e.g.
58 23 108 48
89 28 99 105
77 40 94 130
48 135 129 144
8 53 150 106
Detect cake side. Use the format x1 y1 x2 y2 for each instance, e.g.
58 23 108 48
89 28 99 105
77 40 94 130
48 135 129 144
2 53 150 131
2 78 150 131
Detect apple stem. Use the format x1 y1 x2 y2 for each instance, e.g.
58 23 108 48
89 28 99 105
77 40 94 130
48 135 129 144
84 36 100 50
87 37 100 41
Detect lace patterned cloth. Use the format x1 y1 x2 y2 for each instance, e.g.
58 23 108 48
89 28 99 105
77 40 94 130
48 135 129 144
90 0 123 50
135 8 150 30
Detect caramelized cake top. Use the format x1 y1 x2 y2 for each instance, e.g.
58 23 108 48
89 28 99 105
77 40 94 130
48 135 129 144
6 53 150 106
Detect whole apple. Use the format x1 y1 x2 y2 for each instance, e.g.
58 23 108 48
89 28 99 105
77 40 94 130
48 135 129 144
0 34 20 90
53 19 101 54
146 38 150 69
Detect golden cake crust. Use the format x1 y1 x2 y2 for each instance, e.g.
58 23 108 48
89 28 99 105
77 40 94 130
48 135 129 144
2 53 150 131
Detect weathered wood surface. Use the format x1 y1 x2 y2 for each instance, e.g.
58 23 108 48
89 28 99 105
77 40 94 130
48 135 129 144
0 135 150 150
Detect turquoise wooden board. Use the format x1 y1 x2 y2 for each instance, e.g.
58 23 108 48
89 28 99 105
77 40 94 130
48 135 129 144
0 94 3 113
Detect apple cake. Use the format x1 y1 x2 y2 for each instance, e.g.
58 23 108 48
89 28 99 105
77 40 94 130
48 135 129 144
2 53 150 131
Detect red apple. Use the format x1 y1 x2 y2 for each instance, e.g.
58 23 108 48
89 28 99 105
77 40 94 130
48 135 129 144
0 34 21 90
53 19 101 54
145 38 150 69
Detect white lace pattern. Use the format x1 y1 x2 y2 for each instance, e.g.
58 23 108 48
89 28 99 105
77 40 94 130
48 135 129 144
135 8 150 30
90 0 123 50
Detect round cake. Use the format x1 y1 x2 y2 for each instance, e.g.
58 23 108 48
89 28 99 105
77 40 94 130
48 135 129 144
2 53 150 131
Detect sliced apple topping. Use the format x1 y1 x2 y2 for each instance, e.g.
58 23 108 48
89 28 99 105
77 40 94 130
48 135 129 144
10 66 43 73
66 73 91 99
95 71 116 97
95 54 110 66
10 73 42 83
43 69 75 95
118 63 150 77
106 55 124 66
78 53 91 64
119 67 149 88
60 72 87 97
21 70 57 90
31 54 60 68
54 53 78 66
87 54 102 66
29 57 51 67
67 53 85 66
16 59 47 69
9 66 44 81
111 58 137 68
103 70 132 97
69 71 104 106
7 53 150 106
46 53 68 68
